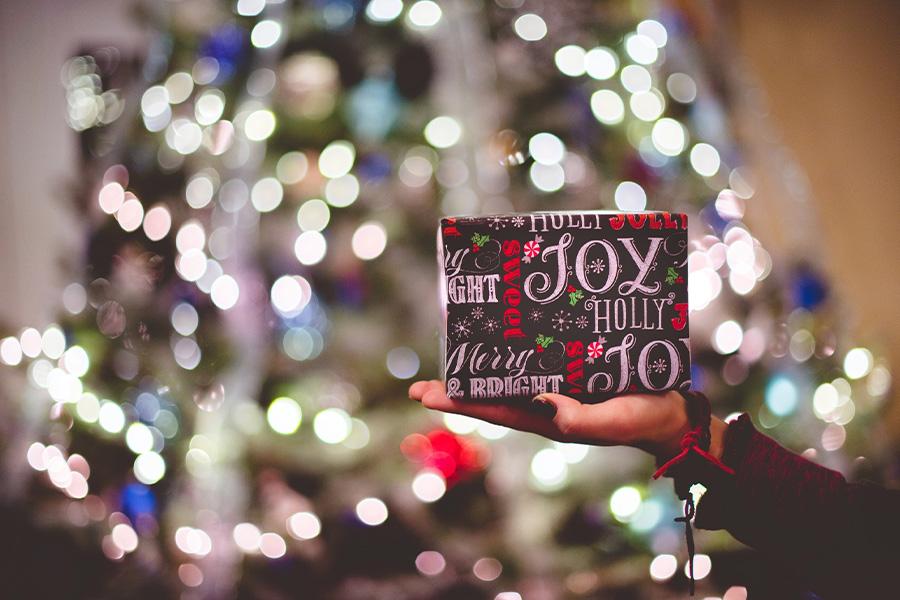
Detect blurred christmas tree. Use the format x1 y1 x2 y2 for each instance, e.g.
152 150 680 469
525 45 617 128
0 0 893 598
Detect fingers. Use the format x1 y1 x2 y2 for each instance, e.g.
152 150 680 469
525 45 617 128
408 379 442 401
407 380 636 445
413 382 564 440
409 380 672 450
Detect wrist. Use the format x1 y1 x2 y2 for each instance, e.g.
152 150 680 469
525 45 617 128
648 391 692 461
651 391 736 491
648 393 727 464
708 416 727 462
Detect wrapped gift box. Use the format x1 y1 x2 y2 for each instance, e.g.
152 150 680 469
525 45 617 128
437 212 691 403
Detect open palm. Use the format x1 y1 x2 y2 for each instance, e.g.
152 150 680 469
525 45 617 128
409 380 692 460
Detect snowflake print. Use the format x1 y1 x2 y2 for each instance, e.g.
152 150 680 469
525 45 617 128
588 258 606 274
451 318 473 340
575 315 590 329
650 358 668 374
487 216 506 230
483 318 499 333
551 310 572 332
511 215 526 228
471 306 484 320
528 309 543 322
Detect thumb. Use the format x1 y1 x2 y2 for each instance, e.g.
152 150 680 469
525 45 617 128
532 393 588 441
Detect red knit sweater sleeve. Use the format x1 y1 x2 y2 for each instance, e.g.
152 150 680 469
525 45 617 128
694 413 900 597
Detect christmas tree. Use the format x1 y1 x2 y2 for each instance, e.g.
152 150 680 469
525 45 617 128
0 0 892 598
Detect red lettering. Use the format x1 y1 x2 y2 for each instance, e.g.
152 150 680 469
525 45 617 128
566 359 584 394
503 309 522 327
502 257 520 286
442 217 462 237
503 287 521 306
566 341 584 357
671 302 688 331
503 329 526 341
627 214 647 228
503 268 520 287
500 247 524 340
663 212 679 229
609 214 625 230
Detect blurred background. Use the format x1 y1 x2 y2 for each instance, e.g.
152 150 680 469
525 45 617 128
0 1 897 598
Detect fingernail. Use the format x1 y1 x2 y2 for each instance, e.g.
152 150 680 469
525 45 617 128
531 395 557 418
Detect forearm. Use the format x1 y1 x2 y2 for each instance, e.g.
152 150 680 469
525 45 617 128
693 414 900 595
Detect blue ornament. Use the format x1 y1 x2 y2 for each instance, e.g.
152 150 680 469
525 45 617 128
199 24 247 84
765 374 799 417
120 483 157 521
278 290 325 328
313 0 358 30
790 266 828 310
700 200 729 235
568 88 596 148
345 78 402 143
336 272 366 307
357 152 392 182
690 364 706 391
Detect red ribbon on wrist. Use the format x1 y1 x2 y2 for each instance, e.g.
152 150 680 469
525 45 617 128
652 426 735 481
650 392 735 596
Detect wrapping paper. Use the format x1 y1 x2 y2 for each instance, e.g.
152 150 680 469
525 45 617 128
438 212 690 403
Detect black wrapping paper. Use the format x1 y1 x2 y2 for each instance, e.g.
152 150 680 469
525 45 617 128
438 212 691 403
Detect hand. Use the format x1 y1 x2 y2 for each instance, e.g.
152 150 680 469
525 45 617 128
409 381 726 462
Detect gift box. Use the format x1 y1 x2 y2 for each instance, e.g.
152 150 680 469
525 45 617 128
437 212 691 403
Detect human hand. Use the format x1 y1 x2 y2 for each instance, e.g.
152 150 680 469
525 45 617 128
409 381 725 462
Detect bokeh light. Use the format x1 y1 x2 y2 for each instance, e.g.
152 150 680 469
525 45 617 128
584 47 618 80
555 45 586 77
355 497 388 526
386 346 420 379
590 90 625 125
251 20 282 49
649 554 678 582
267 397 303 435
210 275 240 310
530 448 568 490
294 231 327 265
609 486 641 522
296 199 330 231
513 14 547 42
614 181 647 211
843 347 873 379
366 0 403 23
134 451 166 484
411 470 446 502
287 512 321 540
407 1 442 29
415 550 446 576
351 221 388 260
424 116 462 148
314 408 352 444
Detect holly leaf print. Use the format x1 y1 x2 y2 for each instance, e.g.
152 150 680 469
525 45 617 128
470 232 490 248
568 289 584 306
535 334 554 348
665 267 680 285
